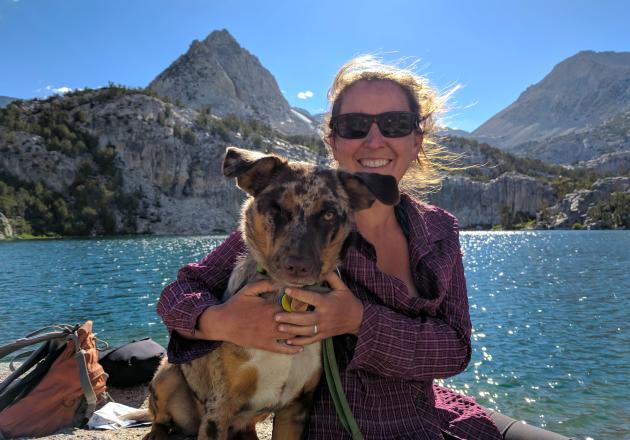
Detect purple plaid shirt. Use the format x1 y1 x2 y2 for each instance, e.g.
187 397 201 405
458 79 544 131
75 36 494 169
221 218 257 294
157 194 502 440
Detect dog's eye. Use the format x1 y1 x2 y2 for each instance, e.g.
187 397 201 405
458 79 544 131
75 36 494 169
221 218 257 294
322 210 336 222
268 202 293 222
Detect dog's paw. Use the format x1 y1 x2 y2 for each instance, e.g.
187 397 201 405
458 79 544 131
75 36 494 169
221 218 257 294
143 424 171 440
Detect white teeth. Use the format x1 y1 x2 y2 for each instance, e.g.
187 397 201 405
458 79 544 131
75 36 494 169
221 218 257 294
359 159 390 168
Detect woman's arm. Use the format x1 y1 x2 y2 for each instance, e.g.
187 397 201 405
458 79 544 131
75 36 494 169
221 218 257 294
157 230 246 338
157 230 304 356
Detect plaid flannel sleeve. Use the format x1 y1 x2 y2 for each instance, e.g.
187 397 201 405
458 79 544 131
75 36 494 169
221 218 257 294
157 230 246 337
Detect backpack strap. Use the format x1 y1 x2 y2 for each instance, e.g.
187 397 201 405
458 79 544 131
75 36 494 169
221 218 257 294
67 332 98 422
0 328 73 360
0 327 75 395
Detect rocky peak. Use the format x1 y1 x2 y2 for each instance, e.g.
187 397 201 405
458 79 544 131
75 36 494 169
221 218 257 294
148 29 317 136
473 50 630 149
203 28 239 46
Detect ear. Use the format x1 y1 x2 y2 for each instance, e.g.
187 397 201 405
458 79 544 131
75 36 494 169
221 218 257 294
338 171 400 211
413 132 423 156
222 147 287 196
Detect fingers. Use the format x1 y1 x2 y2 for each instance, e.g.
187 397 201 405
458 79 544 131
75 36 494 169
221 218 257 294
253 339 304 354
265 340 304 355
275 310 317 326
286 335 320 347
240 279 276 297
277 322 318 337
325 272 348 291
284 287 321 307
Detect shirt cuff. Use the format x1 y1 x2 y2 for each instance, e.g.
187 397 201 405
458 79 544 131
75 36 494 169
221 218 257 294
165 293 221 337
167 331 222 364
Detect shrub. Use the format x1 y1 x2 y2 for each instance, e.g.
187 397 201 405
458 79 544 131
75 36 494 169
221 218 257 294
211 121 231 142
183 129 197 145
587 192 630 228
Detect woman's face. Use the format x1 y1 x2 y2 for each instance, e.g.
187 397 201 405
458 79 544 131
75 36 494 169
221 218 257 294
330 80 422 183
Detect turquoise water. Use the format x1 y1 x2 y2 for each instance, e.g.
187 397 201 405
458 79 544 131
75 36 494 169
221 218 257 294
0 231 628 439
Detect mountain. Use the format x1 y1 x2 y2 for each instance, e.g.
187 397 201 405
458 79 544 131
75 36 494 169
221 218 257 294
2 40 628 236
430 135 629 229
576 150 630 175
503 108 630 164
437 127 473 139
0 87 321 237
148 29 317 136
473 51 630 152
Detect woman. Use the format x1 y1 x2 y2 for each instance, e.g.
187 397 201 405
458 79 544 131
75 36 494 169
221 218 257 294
158 56 502 439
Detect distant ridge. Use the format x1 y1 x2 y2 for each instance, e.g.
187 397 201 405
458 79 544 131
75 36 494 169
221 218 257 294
473 51 630 149
148 29 317 136
0 96 17 108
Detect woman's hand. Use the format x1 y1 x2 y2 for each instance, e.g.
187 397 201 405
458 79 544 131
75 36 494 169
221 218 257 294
274 273 364 346
196 279 303 355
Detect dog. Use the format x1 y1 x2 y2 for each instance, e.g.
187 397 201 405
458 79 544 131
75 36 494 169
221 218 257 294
140 146 399 439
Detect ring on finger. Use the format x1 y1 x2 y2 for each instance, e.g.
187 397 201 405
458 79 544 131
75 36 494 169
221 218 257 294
313 324 318 335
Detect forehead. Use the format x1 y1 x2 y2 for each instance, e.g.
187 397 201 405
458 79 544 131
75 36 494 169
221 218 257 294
339 80 411 115
269 167 340 208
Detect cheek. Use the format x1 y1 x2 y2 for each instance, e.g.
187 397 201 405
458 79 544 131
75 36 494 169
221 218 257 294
396 139 420 161
319 224 349 274
250 211 274 255
331 141 360 168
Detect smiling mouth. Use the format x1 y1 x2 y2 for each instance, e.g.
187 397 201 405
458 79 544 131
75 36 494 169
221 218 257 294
358 159 392 168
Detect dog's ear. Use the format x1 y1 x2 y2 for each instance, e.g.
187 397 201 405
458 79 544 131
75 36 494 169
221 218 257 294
222 147 287 196
338 172 400 211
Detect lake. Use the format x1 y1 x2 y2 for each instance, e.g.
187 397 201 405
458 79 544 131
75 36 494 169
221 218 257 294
0 231 628 440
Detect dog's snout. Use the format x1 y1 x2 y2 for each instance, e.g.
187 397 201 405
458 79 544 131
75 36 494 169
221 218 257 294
281 256 310 277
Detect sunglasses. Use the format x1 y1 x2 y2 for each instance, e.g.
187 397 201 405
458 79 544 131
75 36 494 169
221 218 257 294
330 111 421 139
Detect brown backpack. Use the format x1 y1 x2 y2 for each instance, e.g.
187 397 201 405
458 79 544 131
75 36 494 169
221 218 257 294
0 321 108 438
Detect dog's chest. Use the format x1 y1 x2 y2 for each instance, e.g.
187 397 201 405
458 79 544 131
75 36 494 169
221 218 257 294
244 343 321 410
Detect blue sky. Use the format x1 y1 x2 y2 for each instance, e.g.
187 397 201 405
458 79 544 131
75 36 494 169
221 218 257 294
1 0 628 132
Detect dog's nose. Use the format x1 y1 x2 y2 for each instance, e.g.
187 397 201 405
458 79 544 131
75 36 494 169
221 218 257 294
282 256 310 277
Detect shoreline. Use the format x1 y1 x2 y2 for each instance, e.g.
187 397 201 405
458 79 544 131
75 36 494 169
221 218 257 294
2 227 628 242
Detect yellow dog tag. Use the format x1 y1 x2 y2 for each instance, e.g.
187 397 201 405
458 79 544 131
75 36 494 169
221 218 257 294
280 292 293 312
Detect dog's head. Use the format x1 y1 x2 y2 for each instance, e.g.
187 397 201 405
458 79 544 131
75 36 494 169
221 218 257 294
223 147 399 287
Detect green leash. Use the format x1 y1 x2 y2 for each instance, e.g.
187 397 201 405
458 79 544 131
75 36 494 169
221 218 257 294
256 263 364 438
322 337 364 440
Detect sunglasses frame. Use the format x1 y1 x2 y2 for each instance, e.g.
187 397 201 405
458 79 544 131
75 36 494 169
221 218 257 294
330 111 422 139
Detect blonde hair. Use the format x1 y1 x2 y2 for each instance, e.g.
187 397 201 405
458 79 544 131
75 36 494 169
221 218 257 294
322 55 460 195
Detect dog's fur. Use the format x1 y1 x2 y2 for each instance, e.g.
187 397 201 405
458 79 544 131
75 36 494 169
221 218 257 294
140 147 399 440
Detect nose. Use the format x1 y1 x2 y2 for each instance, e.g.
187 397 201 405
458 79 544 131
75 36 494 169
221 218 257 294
281 256 310 278
364 120 385 148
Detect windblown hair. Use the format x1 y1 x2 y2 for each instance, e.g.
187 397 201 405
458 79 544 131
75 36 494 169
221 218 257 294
322 55 461 194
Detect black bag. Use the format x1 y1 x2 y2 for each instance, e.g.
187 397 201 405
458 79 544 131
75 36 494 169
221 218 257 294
99 338 165 387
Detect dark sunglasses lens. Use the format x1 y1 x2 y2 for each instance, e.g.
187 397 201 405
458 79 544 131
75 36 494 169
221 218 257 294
377 112 415 137
336 114 371 139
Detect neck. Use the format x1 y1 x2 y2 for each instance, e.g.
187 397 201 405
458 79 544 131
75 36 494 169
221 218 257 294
354 201 398 239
